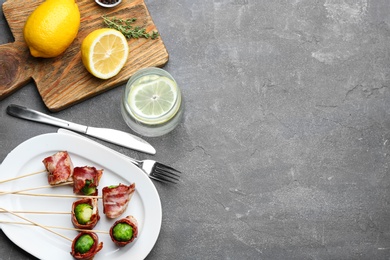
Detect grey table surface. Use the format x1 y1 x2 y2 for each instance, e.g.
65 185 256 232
1 0 390 259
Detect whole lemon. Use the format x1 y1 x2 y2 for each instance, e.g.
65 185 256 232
23 0 80 58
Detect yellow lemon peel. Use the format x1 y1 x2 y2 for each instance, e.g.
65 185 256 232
23 0 80 58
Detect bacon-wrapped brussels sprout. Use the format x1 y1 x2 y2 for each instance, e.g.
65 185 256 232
70 232 103 260
73 166 103 196
102 183 135 218
109 215 138 247
71 198 100 229
42 151 74 185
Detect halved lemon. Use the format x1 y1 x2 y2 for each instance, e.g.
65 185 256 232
127 75 181 124
81 28 129 79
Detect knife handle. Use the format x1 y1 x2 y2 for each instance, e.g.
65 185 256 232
6 104 87 133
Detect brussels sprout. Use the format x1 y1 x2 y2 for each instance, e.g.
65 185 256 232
74 234 94 254
81 179 96 195
112 223 133 242
74 203 93 224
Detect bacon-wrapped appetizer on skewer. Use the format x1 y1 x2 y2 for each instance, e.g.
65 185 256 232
73 166 103 196
110 215 138 247
102 183 136 219
42 151 74 185
70 232 103 260
71 198 100 230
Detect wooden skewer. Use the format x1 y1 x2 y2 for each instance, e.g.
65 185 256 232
0 220 109 234
0 182 73 195
9 192 101 199
0 207 73 242
0 170 46 184
0 210 70 214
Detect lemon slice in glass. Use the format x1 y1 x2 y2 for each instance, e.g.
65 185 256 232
127 75 181 124
81 28 129 79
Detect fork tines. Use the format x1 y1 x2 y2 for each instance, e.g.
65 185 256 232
151 163 181 184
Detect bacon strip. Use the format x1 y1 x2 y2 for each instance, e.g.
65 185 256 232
70 232 103 260
42 151 73 185
71 198 100 230
110 215 138 247
73 166 103 196
102 183 136 219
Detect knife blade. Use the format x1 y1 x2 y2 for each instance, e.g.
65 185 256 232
6 104 156 155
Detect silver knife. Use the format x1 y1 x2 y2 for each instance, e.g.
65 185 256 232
6 104 156 155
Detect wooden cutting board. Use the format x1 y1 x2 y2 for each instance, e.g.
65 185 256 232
0 0 169 111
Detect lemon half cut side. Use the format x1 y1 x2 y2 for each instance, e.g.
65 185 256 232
81 28 129 80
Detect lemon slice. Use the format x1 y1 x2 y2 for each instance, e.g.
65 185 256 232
127 75 181 124
81 28 129 79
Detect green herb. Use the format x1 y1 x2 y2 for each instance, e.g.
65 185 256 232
102 15 159 39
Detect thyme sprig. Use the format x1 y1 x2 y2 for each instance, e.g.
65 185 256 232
102 15 159 39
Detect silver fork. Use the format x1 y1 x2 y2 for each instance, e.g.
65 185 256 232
124 158 181 184
57 129 181 184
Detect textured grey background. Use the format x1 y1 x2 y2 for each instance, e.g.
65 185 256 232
1 0 390 259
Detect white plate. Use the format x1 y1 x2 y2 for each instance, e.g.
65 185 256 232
0 132 161 260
